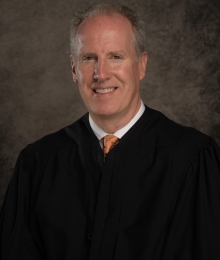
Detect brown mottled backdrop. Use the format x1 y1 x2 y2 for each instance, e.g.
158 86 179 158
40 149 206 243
0 0 219 203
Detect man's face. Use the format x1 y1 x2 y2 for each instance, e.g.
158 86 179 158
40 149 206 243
71 14 147 122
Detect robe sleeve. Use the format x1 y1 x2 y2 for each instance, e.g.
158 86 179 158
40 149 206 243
162 137 220 259
0 145 46 260
193 138 220 258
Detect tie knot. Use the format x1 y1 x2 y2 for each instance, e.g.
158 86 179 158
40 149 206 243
103 135 119 161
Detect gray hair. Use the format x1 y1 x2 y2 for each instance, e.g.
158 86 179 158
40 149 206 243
70 3 146 60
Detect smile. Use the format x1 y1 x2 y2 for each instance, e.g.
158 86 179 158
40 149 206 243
94 88 117 94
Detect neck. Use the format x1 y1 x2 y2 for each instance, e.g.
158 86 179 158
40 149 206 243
90 100 141 134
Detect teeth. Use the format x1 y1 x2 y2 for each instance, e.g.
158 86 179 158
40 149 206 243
95 88 115 94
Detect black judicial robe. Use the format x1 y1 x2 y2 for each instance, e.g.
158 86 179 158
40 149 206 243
1 106 220 260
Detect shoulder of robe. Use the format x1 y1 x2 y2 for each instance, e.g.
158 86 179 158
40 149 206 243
17 113 90 169
144 107 217 163
35 113 90 146
64 113 96 144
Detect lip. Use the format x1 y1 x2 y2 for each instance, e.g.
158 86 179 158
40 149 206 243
92 87 118 97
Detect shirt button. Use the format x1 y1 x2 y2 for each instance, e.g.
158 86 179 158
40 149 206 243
88 232 92 240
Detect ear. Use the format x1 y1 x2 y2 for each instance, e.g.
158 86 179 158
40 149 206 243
139 51 148 80
70 55 78 84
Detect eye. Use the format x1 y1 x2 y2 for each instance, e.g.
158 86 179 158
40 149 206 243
113 55 121 59
83 56 94 61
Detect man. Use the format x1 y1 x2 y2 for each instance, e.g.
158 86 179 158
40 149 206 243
1 3 220 260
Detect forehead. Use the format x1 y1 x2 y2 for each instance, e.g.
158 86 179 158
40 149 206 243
75 14 135 52
78 13 133 33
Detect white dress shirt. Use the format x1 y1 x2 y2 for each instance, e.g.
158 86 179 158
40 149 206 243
89 100 145 148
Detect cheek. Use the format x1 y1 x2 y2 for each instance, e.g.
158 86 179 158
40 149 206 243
76 66 94 84
112 65 131 81
78 86 90 106
75 68 83 82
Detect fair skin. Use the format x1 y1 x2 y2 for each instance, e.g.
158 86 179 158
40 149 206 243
71 13 147 133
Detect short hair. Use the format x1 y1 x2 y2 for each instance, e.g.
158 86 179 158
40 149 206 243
70 3 146 60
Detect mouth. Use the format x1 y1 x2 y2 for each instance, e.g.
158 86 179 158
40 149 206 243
94 87 117 94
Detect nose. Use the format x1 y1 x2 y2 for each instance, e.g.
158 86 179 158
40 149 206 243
94 58 111 81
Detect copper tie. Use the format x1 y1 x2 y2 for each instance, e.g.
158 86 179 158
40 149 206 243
103 135 119 161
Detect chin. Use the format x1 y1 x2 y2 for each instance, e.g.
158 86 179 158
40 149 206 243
95 111 116 117
92 109 119 119
91 104 119 117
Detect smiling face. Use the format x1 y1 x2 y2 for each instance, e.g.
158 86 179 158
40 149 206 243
71 14 147 126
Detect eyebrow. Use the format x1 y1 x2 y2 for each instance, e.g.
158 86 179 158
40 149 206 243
108 50 127 56
79 52 96 58
79 50 128 58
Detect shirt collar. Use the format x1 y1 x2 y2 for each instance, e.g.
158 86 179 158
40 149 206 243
89 100 145 140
